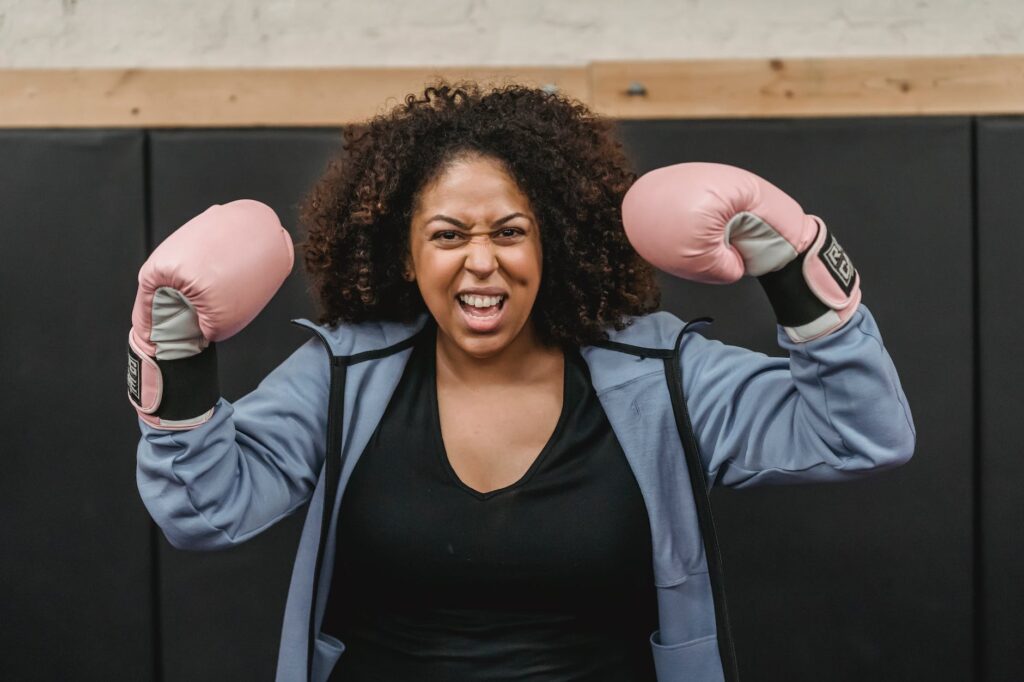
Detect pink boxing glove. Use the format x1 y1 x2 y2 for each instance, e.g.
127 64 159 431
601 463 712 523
127 200 294 430
621 162 861 342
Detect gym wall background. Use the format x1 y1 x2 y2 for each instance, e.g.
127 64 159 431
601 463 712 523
1 1 1022 681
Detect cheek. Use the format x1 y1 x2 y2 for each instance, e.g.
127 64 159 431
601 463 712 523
505 246 543 284
417 250 453 279
415 252 460 298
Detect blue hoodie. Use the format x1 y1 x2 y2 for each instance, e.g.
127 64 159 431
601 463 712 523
136 304 915 682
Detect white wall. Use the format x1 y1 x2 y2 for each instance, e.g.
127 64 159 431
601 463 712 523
1 0 1022 68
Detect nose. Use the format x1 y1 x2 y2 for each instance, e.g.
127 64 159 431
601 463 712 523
463 234 499 277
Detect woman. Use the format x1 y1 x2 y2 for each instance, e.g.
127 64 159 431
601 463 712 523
129 82 915 682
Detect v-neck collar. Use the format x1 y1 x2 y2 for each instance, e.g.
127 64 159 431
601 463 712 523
425 327 572 501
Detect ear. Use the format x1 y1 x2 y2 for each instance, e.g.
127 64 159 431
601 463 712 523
402 255 415 282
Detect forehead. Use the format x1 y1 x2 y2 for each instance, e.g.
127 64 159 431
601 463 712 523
414 156 532 214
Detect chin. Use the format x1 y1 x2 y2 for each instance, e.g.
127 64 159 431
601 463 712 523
428 294 536 358
449 327 514 358
439 309 527 359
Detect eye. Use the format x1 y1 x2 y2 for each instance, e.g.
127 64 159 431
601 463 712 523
496 227 525 239
431 230 463 242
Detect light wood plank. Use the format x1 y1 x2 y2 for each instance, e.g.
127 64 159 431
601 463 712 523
0 68 589 127
591 55 1024 118
2 57 1023 127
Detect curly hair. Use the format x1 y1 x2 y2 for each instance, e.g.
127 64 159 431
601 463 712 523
299 80 660 348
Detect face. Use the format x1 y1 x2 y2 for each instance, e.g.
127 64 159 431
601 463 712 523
407 154 542 359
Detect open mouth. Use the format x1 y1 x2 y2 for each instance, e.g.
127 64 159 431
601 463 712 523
456 293 507 333
456 293 507 318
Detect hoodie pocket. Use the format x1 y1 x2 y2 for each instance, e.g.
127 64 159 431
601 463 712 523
649 630 724 682
311 632 346 682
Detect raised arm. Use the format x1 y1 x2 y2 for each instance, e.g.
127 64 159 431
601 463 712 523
127 200 322 550
680 304 914 487
136 337 329 549
622 162 915 487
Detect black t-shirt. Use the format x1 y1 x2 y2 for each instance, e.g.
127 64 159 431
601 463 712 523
324 325 658 681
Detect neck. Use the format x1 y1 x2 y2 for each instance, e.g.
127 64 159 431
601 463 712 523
434 319 562 388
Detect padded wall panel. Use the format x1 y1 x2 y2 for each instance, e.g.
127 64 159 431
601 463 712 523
148 129 344 682
616 118 973 681
976 118 1024 682
0 131 153 681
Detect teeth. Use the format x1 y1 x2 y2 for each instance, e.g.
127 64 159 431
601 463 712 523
459 294 503 308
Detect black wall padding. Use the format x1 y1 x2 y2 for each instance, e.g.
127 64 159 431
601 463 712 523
976 117 1024 682
0 131 154 681
147 128 345 682
0 116 997 681
616 118 974 681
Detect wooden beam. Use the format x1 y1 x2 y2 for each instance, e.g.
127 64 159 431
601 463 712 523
1 57 1023 127
591 55 1024 119
0 68 589 128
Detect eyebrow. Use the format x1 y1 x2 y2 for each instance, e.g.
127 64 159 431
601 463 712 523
425 212 530 229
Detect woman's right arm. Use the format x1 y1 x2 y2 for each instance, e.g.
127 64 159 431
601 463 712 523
136 336 329 550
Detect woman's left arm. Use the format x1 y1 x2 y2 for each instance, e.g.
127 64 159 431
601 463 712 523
678 303 915 488
622 162 915 487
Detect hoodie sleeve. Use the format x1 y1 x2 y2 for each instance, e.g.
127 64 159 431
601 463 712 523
135 336 330 550
679 304 916 488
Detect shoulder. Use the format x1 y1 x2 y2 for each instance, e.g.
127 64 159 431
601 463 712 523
580 311 697 394
290 313 430 358
597 310 690 350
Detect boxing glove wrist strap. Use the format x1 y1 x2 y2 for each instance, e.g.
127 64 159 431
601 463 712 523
127 338 219 426
755 218 862 343
756 254 831 327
